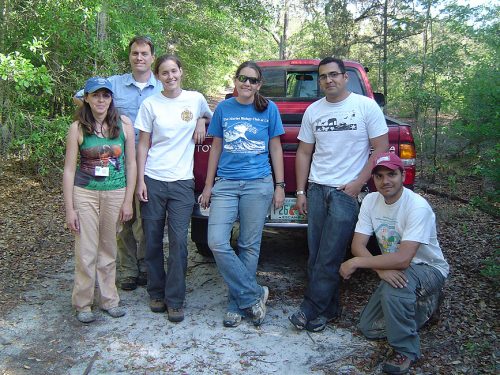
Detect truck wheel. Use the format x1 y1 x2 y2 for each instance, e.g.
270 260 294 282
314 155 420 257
230 223 239 250
192 226 239 257
195 242 213 257
191 217 209 256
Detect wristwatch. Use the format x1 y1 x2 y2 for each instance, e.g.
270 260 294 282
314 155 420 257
296 190 306 196
275 182 286 189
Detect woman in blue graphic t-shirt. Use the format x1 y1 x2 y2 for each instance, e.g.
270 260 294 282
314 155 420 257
198 61 285 328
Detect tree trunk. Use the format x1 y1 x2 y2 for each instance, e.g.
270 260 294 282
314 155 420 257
95 10 108 71
430 15 439 172
0 0 6 52
0 0 8 127
382 0 388 106
283 7 288 59
415 1 431 123
414 0 432 165
279 1 289 59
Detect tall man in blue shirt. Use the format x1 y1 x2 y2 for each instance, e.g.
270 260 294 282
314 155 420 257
76 36 162 290
107 36 163 290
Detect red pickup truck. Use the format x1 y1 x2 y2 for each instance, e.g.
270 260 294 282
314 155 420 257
191 59 416 255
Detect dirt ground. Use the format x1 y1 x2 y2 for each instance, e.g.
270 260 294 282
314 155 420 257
0 229 373 374
0 159 498 374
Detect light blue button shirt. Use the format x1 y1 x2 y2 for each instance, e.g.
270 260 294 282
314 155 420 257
76 72 163 142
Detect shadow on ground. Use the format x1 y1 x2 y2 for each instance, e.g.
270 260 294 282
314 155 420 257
0 228 376 375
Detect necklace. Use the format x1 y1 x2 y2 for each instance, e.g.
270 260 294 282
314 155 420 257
94 121 107 137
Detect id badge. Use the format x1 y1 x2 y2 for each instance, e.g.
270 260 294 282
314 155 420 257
95 166 109 177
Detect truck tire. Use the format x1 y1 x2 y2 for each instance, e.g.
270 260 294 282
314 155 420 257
191 217 239 257
195 242 213 257
191 217 210 256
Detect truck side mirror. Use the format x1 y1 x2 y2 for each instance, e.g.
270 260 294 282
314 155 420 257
374 92 386 107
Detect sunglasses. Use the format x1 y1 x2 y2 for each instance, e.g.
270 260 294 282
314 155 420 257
236 75 260 85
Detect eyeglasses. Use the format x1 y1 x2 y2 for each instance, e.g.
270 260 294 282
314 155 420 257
319 71 345 81
236 75 260 85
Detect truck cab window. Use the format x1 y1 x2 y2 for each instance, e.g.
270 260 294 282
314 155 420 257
345 68 365 96
261 68 365 99
261 69 286 97
286 72 318 98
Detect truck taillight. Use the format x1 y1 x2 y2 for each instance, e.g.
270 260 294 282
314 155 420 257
399 143 416 166
399 143 416 187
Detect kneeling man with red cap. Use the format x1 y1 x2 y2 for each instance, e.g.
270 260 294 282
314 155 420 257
340 152 449 374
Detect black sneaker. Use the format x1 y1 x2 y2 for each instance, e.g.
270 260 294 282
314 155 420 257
382 352 413 374
289 310 307 330
306 313 339 332
306 315 327 332
120 277 137 291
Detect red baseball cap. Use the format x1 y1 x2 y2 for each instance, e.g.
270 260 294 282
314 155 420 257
372 152 404 172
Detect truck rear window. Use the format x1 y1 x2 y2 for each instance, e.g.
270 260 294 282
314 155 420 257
260 67 366 100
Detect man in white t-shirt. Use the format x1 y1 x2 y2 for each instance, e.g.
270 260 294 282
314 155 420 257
289 57 389 333
340 152 449 374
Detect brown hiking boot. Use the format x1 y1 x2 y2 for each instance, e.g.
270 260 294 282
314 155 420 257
167 306 184 323
149 298 166 313
120 277 137 291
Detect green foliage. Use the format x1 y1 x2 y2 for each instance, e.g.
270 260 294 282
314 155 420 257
0 0 498 202
448 62 499 196
453 65 500 145
480 249 500 280
0 52 53 93
10 116 70 176
287 18 333 58
0 0 276 172
471 195 500 218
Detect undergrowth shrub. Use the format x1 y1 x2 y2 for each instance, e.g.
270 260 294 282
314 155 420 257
10 116 70 176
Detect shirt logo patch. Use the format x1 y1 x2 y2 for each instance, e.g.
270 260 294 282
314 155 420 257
223 122 265 154
314 110 357 132
376 155 391 164
181 108 193 122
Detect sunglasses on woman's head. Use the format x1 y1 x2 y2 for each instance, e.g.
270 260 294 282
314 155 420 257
236 75 260 85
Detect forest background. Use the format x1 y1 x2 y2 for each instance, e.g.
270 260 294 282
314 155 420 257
0 1 498 371
0 0 498 208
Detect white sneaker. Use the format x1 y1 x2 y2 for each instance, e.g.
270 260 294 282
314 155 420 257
77 311 96 323
250 286 269 326
104 306 126 318
223 312 243 327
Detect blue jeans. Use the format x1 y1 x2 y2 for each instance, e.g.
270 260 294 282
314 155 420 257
207 175 274 314
358 264 445 360
300 183 359 320
141 176 194 308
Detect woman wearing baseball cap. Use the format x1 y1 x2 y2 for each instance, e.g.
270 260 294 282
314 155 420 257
63 77 137 323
